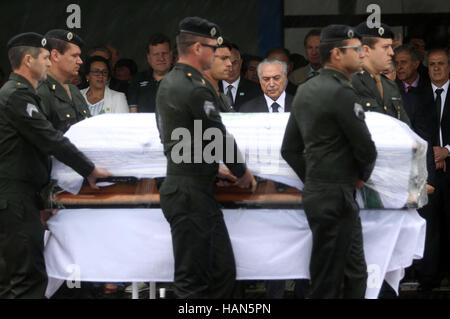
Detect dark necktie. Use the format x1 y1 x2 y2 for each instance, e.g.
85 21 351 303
435 88 444 146
226 85 234 106
271 102 280 113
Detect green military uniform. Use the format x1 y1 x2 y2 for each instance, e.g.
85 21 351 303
156 60 247 298
281 25 377 298
37 74 90 133
0 73 95 298
352 68 411 126
282 66 377 298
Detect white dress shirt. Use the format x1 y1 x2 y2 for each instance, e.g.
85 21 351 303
264 91 286 113
222 77 240 103
432 80 450 153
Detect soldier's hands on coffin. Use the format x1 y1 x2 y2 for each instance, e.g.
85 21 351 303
355 180 365 189
87 167 113 189
426 184 435 195
234 169 257 192
216 165 238 187
40 209 58 229
434 146 449 162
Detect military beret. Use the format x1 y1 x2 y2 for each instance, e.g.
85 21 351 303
45 29 85 48
320 24 361 44
218 37 232 50
7 32 51 51
355 22 394 39
179 16 223 44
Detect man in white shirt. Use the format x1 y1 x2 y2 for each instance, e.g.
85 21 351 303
218 43 261 111
416 48 450 292
239 58 293 113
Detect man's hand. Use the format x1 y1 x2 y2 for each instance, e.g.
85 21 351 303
234 169 257 192
87 167 113 189
216 165 238 187
355 180 365 189
436 160 447 172
434 146 449 162
40 209 59 229
426 184 435 195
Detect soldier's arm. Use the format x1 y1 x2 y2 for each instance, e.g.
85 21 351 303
281 112 306 181
189 86 247 179
334 88 377 182
4 90 95 178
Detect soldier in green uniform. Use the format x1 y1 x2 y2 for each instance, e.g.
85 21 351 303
156 17 255 298
281 25 377 298
351 23 411 126
37 29 90 133
0 33 111 298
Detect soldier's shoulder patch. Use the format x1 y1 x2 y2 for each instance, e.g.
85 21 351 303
26 103 39 117
354 102 365 120
203 100 216 117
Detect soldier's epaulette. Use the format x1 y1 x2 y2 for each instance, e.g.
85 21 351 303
332 74 352 89
185 71 207 87
15 81 28 90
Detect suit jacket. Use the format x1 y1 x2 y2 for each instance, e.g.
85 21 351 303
219 77 262 111
401 90 436 186
395 75 430 94
81 86 130 114
417 84 450 178
239 93 293 113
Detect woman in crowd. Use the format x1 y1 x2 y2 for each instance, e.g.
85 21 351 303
81 56 130 115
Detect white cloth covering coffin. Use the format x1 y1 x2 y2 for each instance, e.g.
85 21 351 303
44 208 425 299
51 112 428 209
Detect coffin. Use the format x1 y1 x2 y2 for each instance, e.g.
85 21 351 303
51 112 427 209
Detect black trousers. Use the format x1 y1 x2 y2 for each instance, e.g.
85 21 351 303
0 192 47 299
417 170 450 287
159 175 238 299
302 182 367 299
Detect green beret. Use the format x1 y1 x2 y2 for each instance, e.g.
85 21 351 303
355 22 394 39
7 32 51 51
320 24 361 44
45 29 85 48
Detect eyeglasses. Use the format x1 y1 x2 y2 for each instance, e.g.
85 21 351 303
332 45 363 53
90 69 109 76
199 43 219 51
180 41 219 51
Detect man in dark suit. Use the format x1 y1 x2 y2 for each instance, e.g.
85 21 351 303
240 58 309 298
240 58 293 113
218 43 262 111
415 48 450 292
394 45 429 94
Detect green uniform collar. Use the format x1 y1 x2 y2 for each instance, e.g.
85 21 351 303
9 73 35 93
175 63 203 78
46 74 73 103
321 68 350 82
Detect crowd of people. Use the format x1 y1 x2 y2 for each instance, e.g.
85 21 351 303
0 14 449 299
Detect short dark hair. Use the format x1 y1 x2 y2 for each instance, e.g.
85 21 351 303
84 55 111 78
88 46 112 59
265 47 291 61
361 37 380 49
114 58 138 76
319 39 348 65
8 46 41 70
147 33 171 53
304 29 321 47
48 38 71 55
394 44 420 62
176 33 203 56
